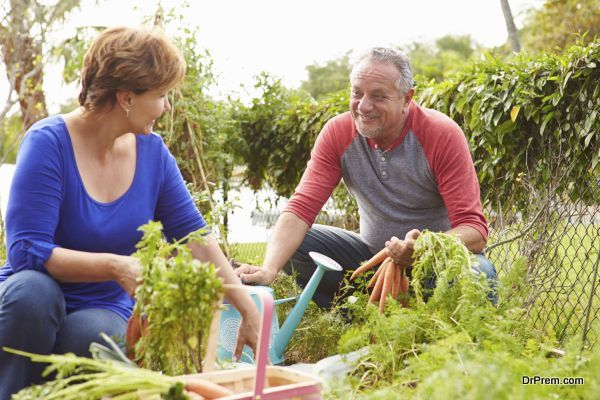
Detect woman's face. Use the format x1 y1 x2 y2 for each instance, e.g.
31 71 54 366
128 89 171 134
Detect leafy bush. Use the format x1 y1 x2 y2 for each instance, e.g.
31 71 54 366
418 40 599 212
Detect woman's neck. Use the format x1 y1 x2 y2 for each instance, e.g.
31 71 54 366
64 107 130 158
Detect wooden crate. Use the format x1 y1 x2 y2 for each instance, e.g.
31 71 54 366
189 366 321 399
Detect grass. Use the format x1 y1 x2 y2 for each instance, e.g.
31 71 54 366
228 242 266 266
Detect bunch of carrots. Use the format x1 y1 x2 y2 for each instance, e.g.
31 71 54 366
350 248 410 312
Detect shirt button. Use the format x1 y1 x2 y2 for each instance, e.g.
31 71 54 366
382 171 387 177
381 157 386 161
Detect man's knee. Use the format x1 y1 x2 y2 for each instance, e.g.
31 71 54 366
473 254 497 280
473 254 498 304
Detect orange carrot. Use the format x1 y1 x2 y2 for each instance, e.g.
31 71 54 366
399 273 410 307
392 263 402 299
379 260 396 313
182 376 234 399
351 248 389 280
400 274 409 294
367 257 391 289
125 313 142 359
368 262 387 304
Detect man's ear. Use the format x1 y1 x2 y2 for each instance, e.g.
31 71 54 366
404 88 415 105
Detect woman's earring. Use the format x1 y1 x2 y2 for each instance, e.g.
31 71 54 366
125 108 130 118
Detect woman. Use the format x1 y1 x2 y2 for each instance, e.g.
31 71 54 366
0 26 259 398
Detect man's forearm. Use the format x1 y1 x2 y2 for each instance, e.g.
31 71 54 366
262 211 310 274
446 225 487 253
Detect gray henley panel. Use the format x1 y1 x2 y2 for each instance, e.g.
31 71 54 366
341 131 451 253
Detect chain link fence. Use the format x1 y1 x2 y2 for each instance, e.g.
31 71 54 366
486 178 599 349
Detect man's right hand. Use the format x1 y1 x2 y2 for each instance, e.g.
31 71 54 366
234 264 278 285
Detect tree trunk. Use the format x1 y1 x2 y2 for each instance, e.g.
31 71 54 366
2 0 48 129
1 0 80 130
13 36 48 128
500 0 521 52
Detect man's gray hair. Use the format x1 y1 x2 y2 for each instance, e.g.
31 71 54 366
351 47 414 94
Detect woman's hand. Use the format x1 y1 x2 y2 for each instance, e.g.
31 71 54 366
233 306 260 362
111 255 143 297
187 237 262 362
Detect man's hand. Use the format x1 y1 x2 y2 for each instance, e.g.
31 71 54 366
234 264 278 285
385 229 421 268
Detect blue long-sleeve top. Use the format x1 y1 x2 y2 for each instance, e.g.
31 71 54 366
0 115 206 321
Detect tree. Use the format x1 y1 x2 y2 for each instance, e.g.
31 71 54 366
521 0 600 53
500 0 521 52
300 52 351 100
0 0 80 129
402 35 478 83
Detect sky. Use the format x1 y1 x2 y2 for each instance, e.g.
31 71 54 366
2 0 545 113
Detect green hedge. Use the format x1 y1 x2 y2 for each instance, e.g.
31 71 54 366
418 40 599 211
235 41 599 212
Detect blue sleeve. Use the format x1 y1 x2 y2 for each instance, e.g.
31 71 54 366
6 130 61 273
155 141 207 242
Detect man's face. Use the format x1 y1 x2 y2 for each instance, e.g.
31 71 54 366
349 59 411 142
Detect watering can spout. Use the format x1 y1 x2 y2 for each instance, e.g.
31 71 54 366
271 252 342 361
217 252 342 365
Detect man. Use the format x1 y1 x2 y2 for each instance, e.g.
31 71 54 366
235 47 496 308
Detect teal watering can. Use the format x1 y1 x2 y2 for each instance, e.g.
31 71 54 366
217 252 342 365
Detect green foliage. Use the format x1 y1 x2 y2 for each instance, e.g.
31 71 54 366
402 35 478 83
54 26 103 85
411 231 491 315
0 0 81 128
417 39 599 213
132 221 223 375
0 113 23 164
4 348 185 399
300 52 352 100
229 242 266 266
521 0 600 53
327 183 359 231
151 21 243 247
155 28 218 185
234 74 348 196
268 272 347 364
331 230 597 398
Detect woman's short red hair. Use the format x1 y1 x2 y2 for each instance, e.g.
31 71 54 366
78 26 186 114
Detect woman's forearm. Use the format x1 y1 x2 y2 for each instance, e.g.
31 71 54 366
188 236 258 317
44 247 141 296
